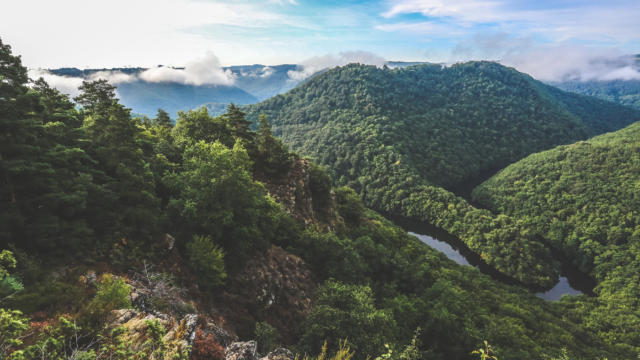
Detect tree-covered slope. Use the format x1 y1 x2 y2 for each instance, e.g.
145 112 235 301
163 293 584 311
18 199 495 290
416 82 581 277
247 62 639 190
473 122 640 351
245 62 640 287
553 79 640 111
2 38 627 360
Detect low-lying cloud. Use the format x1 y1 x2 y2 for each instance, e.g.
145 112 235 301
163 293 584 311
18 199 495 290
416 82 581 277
452 33 640 82
288 51 386 80
139 52 234 86
28 69 85 97
28 51 235 98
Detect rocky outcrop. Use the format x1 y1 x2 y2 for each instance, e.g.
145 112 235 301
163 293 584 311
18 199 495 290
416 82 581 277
226 341 259 360
107 309 198 360
260 158 335 230
261 158 315 224
261 348 295 360
223 246 315 343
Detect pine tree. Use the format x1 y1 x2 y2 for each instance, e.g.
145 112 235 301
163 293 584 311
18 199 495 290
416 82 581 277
153 109 172 129
75 80 160 247
1 38 93 252
255 113 293 177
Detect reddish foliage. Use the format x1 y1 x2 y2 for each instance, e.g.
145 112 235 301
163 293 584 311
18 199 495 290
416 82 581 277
191 328 225 360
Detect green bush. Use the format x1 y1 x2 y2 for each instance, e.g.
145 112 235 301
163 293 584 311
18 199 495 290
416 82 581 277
81 274 131 330
255 321 279 354
299 280 396 359
186 235 227 289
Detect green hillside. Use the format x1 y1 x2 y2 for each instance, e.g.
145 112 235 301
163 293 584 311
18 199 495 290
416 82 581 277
245 62 640 287
1 38 626 360
554 79 640 111
473 122 640 351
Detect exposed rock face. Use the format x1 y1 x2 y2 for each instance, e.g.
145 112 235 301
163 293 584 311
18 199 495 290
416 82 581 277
107 309 198 360
225 341 259 360
224 246 315 343
261 348 295 360
261 158 315 224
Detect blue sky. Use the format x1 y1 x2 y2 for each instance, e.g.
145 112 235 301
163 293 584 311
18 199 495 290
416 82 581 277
2 0 639 80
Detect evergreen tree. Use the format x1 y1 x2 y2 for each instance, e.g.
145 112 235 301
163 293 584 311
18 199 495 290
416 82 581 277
75 80 160 247
153 109 172 129
254 113 293 177
0 39 92 252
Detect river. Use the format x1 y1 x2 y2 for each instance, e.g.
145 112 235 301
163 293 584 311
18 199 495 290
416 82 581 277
391 216 594 300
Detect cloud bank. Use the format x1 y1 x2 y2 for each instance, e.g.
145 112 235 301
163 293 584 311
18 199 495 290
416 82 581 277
288 51 386 80
139 52 235 86
451 33 640 82
27 52 236 97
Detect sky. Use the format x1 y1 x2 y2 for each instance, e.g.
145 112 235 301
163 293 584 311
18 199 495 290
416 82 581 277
2 0 639 82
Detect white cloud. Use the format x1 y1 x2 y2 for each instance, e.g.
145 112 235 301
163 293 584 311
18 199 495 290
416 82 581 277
502 47 640 82
268 0 298 4
27 69 84 98
382 0 640 43
288 51 386 80
260 66 275 78
139 52 235 86
448 33 640 82
383 0 504 23
88 71 136 84
0 0 293 68
375 21 464 35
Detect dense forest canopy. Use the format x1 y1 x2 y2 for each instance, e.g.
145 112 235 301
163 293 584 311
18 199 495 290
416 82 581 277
473 122 640 350
245 62 640 288
554 80 640 111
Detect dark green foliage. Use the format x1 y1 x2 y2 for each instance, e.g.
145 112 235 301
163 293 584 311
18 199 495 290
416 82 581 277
554 80 640 111
246 62 640 287
255 113 294 178
308 163 332 216
81 274 131 330
186 235 227 289
299 280 395 359
0 38 633 360
255 321 279 354
173 107 235 148
473 122 640 355
246 62 638 191
153 109 172 128
76 80 161 247
167 140 277 268
0 39 93 253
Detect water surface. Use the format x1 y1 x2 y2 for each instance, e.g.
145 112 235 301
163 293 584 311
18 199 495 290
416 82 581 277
395 216 591 300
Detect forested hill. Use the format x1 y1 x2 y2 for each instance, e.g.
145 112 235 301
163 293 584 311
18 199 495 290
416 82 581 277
244 62 640 288
472 122 640 349
246 62 640 190
2 37 628 360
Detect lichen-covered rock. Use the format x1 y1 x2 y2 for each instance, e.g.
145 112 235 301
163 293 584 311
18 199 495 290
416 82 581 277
261 348 295 360
225 340 258 360
259 158 335 230
209 321 238 347
106 310 197 360
226 246 315 343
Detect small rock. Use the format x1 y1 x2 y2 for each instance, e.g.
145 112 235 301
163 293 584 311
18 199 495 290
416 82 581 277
163 233 176 250
261 348 295 360
209 322 238 347
226 341 258 360
111 309 138 324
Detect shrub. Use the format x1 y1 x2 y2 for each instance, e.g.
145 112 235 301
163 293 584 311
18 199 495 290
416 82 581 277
191 328 224 360
186 235 227 289
81 274 131 330
0 308 29 359
254 321 279 354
